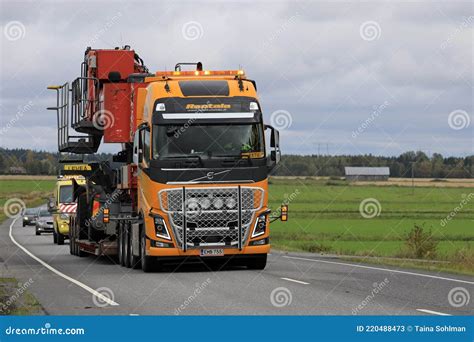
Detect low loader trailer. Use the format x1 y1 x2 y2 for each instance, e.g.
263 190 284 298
48 46 287 272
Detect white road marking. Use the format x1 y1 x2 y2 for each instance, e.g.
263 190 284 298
281 277 310 285
8 218 119 306
416 309 451 316
283 255 474 285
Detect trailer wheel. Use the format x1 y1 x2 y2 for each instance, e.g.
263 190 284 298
140 227 156 273
71 216 87 257
69 232 73 254
69 217 75 255
246 254 267 270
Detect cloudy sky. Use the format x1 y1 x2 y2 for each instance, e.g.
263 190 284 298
0 0 472 157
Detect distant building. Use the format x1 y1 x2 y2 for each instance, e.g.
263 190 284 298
8 166 27 174
344 167 389 181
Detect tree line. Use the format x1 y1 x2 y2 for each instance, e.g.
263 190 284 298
0 148 112 175
274 151 473 178
0 148 472 178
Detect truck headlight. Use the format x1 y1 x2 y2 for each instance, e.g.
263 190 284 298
213 198 224 209
225 197 236 209
154 216 171 240
199 197 211 210
252 214 267 238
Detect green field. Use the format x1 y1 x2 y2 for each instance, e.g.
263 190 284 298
268 178 474 274
0 177 472 274
0 179 55 221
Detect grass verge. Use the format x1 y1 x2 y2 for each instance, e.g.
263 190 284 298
0 278 42 315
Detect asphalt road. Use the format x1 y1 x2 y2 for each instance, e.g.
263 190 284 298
1 216 473 316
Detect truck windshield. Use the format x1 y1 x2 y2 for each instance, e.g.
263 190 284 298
59 185 73 203
153 124 264 159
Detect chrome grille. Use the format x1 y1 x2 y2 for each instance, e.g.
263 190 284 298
159 186 264 249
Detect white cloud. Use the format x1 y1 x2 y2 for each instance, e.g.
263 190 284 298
0 0 472 156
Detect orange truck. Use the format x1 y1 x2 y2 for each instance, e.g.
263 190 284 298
48 46 286 272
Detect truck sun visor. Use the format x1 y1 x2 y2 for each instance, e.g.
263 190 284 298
179 80 229 96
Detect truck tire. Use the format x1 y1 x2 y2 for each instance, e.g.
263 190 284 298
35 228 40 236
247 254 267 270
119 223 126 266
129 223 141 269
140 227 156 273
53 231 58 244
117 223 122 265
69 233 73 254
57 233 65 245
124 225 131 268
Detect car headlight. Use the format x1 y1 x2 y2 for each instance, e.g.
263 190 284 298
213 197 224 209
60 213 69 220
225 197 236 209
154 216 171 240
252 214 267 238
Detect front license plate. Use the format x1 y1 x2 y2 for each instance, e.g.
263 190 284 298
200 249 224 257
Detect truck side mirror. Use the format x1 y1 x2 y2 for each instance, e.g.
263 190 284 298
47 197 56 213
265 125 281 169
133 131 139 165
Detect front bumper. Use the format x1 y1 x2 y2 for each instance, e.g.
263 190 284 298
146 243 270 257
37 224 54 232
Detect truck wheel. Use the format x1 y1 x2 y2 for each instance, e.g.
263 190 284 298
53 231 58 244
57 233 65 245
69 233 73 254
119 223 126 266
140 228 156 272
124 225 132 268
129 223 141 269
247 254 267 270
118 229 123 265
35 228 40 236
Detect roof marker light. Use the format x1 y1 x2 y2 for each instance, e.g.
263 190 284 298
204 70 211 75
